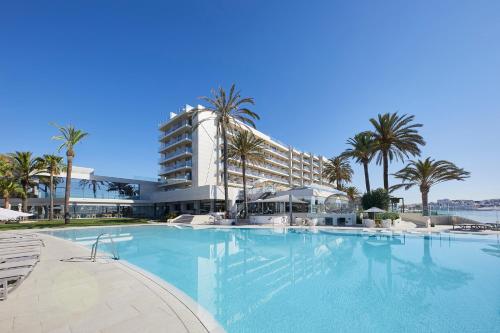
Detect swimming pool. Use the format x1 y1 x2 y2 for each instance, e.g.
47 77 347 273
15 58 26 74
47 226 500 333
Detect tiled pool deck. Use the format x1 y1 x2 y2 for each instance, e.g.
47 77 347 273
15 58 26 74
0 232 223 333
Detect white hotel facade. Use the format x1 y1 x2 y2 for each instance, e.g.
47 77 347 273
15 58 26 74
14 104 338 219
152 105 335 215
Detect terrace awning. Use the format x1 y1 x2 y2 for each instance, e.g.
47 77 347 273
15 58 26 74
250 195 307 204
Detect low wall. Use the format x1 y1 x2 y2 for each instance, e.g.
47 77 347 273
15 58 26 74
401 213 482 226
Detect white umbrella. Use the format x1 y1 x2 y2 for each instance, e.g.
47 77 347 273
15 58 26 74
364 207 386 213
0 208 33 221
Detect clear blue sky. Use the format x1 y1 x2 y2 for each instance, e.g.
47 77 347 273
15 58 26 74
1 0 499 203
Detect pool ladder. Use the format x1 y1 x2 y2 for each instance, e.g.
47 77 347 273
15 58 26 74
90 233 120 261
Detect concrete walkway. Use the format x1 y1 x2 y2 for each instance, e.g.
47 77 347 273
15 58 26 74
0 233 218 333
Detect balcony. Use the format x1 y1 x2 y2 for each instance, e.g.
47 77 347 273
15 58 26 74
264 145 289 160
227 166 289 186
158 120 192 141
159 175 192 186
159 147 193 163
159 160 192 175
158 134 192 152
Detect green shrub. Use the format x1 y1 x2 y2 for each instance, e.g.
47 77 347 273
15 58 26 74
361 188 390 211
376 212 400 220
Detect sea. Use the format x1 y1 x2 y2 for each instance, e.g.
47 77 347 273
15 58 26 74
433 209 500 224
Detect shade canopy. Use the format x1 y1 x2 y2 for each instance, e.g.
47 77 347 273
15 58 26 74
0 208 33 221
364 207 386 213
250 195 307 204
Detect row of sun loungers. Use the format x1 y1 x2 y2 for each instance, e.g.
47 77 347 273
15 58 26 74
452 223 499 231
0 232 43 300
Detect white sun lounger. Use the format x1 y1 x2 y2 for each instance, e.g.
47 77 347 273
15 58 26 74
0 259 37 271
0 252 40 263
0 247 41 256
0 237 43 244
0 242 42 249
0 267 32 300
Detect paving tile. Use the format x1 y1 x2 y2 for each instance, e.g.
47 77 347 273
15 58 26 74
0 233 212 333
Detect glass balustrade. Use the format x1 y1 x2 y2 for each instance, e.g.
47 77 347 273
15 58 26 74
159 147 193 162
160 160 192 173
158 134 192 151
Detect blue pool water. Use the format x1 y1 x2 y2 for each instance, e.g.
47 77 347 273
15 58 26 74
47 226 500 333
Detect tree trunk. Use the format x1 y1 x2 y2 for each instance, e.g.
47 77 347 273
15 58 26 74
49 171 54 220
4 196 9 209
382 150 389 191
421 190 429 217
363 161 371 193
64 154 73 224
336 179 341 190
242 156 247 219
221 127 230 217
22 182 28 212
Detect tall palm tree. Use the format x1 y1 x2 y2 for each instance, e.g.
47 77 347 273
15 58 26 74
369 113 425 191
392 158 470 216
194 84 258 216
52 124 88 224
42 154 65 220
342 132 375 193
322 155 353 190
0 178 23 209
9 151 44 212
227 130 266 218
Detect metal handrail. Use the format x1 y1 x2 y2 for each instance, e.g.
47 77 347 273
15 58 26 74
90 233 120 261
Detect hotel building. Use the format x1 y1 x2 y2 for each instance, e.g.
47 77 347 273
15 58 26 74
15 104 338 218
153 104 334 215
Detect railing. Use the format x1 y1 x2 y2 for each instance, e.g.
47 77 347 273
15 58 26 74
159 147 193 162
160 175 192 185
90 233 119 261
160 160 192 173
227 166 289 185
158 134 192 151
158 120 192 139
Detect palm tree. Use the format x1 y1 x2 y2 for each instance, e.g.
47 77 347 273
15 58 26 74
342 132 375 193
52 124 88 224
194 84 258 216
369 113 425 191
227 130 266 218
0 178 23 209
322 155 353 190
392 158 470 216
42 154 65 220
344 186 360 203
9 151 45 212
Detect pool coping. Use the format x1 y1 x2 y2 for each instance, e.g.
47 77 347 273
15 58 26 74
37 231 226 333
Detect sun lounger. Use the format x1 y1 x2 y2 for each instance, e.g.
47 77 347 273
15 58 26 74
0 242 42 249
0 259 37 270
0 267 32 300
0 237 43 244
452 223 494 231
0 252 40 263
0 247 40 256
0 233 37 240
